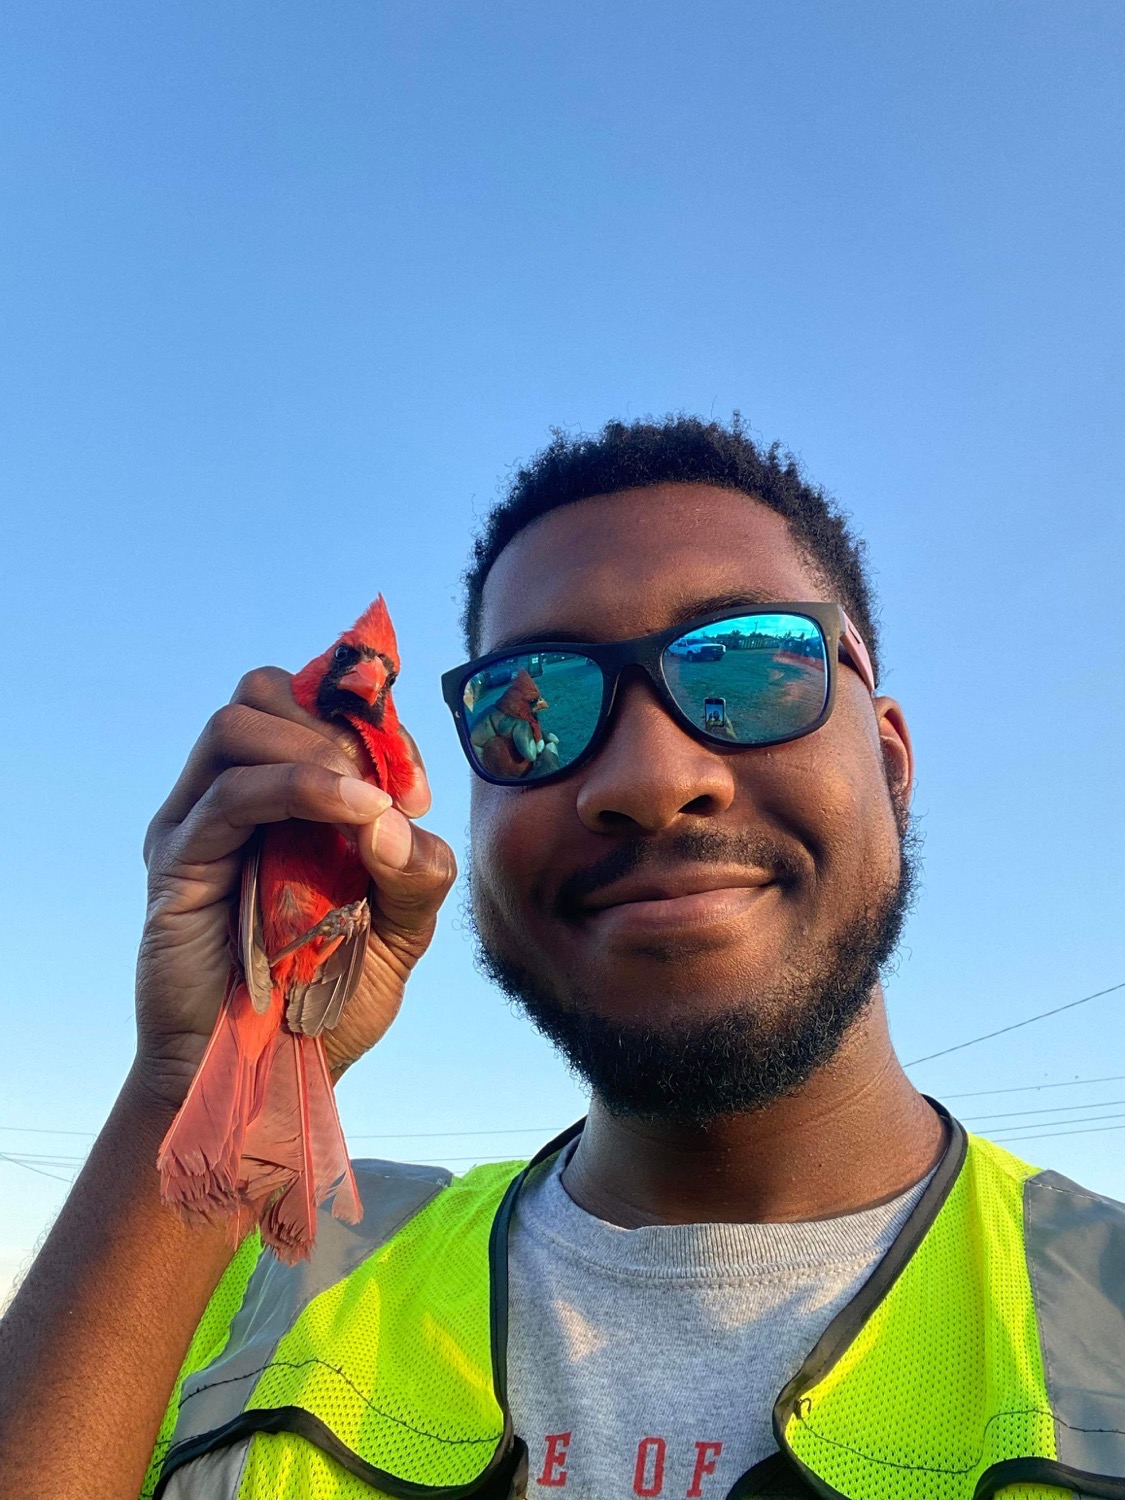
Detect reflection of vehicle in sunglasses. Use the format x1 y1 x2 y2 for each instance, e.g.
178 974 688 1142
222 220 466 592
467 669 560 779
666 636 726 662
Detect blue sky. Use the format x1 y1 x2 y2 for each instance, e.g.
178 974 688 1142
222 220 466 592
1 1 1123 1294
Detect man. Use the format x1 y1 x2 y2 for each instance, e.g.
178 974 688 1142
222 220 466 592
1 417 1122 1500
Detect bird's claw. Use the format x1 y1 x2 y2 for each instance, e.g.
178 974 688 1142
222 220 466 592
269 899 370 964
313 899 370 943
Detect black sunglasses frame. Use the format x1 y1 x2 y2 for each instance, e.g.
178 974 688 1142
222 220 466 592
441 602 874 789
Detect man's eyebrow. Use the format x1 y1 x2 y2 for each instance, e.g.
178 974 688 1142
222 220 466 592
486 591 783 654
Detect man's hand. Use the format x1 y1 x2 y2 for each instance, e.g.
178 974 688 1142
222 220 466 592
136 665 457 1110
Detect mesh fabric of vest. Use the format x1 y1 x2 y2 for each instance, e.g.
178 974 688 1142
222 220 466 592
782 1136 1051 1500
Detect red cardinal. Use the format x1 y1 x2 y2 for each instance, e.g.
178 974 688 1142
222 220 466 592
473 670 550 779
158 596 415 1262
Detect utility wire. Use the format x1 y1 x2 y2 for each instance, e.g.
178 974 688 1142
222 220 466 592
904 981 1125 1067
0 1152 76 1184
942 1074 1125 1100
989 1108 1125 1138
0 1144 533 1174
1 1153 84 1164
989 1121 1125 1146
963 1097 1125 1124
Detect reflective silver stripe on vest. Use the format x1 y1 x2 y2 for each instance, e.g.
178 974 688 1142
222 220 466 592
161 1438 252 1499
173 1159 452 1447
1024 1169 1125 1476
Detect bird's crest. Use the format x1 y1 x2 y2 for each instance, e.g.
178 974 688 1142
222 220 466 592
341 594 400 670
498 670 546 718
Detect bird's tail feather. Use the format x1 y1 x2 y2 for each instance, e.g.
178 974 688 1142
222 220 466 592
306 1038 361 1226
241 1032 360 1263
159 976 362 1262
250 1031 316 1263
157 975 275 1222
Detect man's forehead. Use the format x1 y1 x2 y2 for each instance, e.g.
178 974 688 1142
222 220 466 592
478 483 830 651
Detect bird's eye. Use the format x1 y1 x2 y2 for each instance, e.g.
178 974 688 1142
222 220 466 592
334 645 350 663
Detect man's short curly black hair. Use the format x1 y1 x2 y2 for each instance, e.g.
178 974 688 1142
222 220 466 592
462 414 881 684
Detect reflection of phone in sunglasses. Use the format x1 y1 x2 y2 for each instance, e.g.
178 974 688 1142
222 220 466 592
704 696 726 728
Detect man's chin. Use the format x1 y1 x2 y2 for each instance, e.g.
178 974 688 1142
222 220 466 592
470 833 918 1125
480 956 878 1124
531 932 802 1032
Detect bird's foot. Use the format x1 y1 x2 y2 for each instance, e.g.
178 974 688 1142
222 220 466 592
269 899 370 964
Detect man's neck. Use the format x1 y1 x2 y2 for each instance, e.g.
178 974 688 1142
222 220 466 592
561 998 946 1228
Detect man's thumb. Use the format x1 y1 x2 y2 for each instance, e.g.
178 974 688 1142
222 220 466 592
358 811 457 940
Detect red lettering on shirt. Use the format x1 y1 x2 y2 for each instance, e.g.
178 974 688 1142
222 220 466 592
687 1441 723 1496
537 1432 571 1487
633 1436 667 1496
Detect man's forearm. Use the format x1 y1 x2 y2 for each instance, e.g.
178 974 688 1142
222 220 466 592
0 1067 237 1500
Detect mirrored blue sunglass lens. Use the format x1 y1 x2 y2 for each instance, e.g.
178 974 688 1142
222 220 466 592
461 650 603 780
661 613 828 744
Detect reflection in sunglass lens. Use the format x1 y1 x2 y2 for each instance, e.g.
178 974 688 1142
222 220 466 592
661 613 828 744
462 650 603 781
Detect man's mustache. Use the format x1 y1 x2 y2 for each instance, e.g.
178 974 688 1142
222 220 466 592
553 830 804 919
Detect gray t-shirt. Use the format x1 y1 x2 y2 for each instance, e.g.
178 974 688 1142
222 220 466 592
507 1144 932 1499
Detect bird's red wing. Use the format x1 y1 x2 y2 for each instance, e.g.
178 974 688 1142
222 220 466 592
284 905 370 1037
239 833 273 1016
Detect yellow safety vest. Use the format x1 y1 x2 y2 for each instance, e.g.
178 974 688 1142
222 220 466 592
144 1107 1125 1500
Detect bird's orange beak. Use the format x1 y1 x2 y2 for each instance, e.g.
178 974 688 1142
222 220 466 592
338 657 387 705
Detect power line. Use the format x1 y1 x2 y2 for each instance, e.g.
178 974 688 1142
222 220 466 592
997 1107 1125 1132
0 1145 531 1184
989 1121 1125 1146
942 1074 1125 1100
964 1098 1125 1124
0 1153 84 1164
904 980 1125 1068
0 1152 76 1184
989 1109 1125 1138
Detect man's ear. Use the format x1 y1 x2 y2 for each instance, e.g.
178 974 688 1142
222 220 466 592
873 697 914 827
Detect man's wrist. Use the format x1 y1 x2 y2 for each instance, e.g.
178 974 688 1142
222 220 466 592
122 1057 195 1129
128 1035 208 1117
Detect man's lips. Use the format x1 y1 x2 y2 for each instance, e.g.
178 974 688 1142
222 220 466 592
577 868 776 938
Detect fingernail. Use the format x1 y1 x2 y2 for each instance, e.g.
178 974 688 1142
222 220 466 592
371 808 412 869
338 778 392 817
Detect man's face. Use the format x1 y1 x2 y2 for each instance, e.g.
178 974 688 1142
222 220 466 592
469 483 914 1121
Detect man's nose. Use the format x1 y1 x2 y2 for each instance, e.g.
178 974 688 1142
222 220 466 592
574 676 738 833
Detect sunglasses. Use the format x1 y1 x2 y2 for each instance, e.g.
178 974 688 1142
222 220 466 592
441 603 876 788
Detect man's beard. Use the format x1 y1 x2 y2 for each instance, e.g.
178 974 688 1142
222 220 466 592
469 823 919 1127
